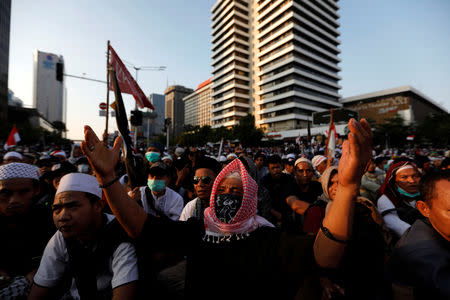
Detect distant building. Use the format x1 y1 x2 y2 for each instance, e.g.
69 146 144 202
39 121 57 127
8 89 23 107
0 0 11 121
341 86 448 125
33 50 66 124
183 78 213 127
210 0 342 133
149 93 165 135
164 85 193 137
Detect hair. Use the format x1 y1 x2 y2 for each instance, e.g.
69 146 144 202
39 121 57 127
267 154 282 165
84 192 101 204
254 152 266 161
193 157 222 175
419 169 450 207
374 156 386 166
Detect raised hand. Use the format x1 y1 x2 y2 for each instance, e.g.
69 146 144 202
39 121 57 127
81 125 123 182
338 118 372 188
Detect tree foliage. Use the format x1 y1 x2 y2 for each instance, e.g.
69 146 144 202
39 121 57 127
415 113 450 147
177 114 263 147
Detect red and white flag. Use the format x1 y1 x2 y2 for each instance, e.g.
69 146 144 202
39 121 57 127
108 45 154 110
406 135 415 141
327 123 337 159
4 125 21 150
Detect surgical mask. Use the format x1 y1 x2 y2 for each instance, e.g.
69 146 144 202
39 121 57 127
214 193 243 224
78 164 90 174
397 186 420 198
147 179 166 192
384 164 389 171
145 151 160 163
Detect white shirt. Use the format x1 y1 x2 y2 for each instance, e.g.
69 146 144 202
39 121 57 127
139 186 184 221
377 195 416 237
33 214 138 299
179 197 200 221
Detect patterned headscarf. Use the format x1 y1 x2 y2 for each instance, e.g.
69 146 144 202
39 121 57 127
320 166 338 201
203 158 273 235
0 163 40 181
379 161 419 207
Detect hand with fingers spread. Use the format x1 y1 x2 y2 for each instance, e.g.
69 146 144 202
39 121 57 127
337 118 373 188
81 125 123 184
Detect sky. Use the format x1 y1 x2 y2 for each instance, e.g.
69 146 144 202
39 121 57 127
8 0 450 140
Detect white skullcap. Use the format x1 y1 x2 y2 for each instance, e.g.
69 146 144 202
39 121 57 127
51 150 66 158
175 147 185 156
311 155 327 168
295 157 312 168
4 151 23 161
218 155 227 162
162 155 173 161
56 173 102 198
0 163 40 181
286 153 296 160
227 153 237 160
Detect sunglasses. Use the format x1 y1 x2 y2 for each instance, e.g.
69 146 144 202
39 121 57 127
193 176 213 185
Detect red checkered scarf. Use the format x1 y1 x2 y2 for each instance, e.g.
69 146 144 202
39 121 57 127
204 158 272 235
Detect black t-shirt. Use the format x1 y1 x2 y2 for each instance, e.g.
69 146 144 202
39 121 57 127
387 219 450 299
261 173 296 212
281 180 322 234
136 215 314 299
0 204 55 276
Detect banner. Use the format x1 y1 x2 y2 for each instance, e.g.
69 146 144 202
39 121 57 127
4 126 21 150
108 45 154 110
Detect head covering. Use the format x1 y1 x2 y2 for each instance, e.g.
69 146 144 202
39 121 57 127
44 161 78 181
161 155 173 162
50 150 66 158
4 151 23 161
226 153 238 161
218 155 227 163
319 166 338 201
148 142 165 154
311 155 327 169
203 158 273 235
295 157 312 168
175 147 185 156
379 161 419 207
0 163 40 181
56 173 102 198
148 161 169 176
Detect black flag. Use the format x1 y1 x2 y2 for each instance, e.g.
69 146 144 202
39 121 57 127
109 68 147 189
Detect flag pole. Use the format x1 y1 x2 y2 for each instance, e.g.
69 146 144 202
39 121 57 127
104 40 111 143
325 108 334 157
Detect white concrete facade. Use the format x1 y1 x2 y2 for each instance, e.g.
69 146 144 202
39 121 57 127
211 0 342 134
33 50 66 124
183 79 213 127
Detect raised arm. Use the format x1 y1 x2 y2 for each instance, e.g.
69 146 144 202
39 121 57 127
313 118 372 268
81 126 147 239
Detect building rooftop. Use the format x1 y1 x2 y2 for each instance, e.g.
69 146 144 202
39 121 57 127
341 85 448 113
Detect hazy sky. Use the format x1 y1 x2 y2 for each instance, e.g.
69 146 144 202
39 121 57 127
8 0 450 140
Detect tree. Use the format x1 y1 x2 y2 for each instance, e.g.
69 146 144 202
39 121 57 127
415 113 450 147
372 114 412 149
52 121 67 136
232 114 264 147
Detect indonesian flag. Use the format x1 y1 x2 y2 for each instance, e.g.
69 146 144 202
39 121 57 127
326 123 337 159
406 135 415 141
108 45 154 110
4 126 21 150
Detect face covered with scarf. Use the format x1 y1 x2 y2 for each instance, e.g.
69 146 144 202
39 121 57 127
203 158 273 235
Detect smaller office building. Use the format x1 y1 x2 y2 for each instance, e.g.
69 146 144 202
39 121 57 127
183 78 213 127
341 86 448 125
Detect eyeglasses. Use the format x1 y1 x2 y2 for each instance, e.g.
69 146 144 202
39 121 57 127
193 176 213 185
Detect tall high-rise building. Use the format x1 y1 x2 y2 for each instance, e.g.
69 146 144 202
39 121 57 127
164 85 193 138
211 0 342 134
183 78 213 127
0 0 11 121
148 93 165 136
33 50 66 124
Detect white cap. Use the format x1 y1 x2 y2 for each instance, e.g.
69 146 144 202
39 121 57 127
162 155 173 161
56 173 102 198
286 153 296 160
311 155 327 168
295 157 313 168
4 151 23 161
175 147 185 156
51 150 66 158
0 163 40 181
218 155 227 162
226 153 238 160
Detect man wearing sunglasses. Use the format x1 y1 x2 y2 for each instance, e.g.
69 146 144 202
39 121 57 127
179 157 222 222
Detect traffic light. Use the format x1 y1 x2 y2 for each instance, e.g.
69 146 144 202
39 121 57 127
130 110 143 126
56 62 64 82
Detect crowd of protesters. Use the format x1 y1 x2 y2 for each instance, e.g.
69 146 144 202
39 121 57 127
0 118 449 300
